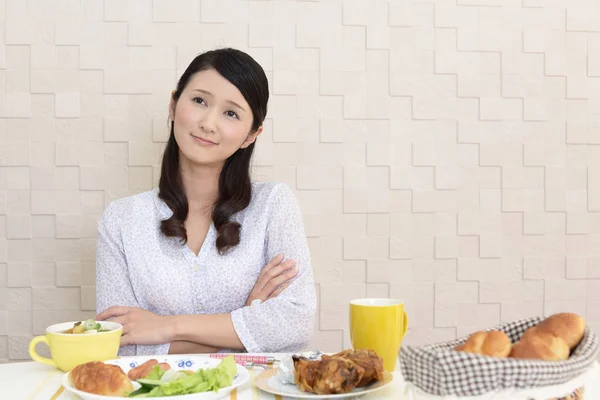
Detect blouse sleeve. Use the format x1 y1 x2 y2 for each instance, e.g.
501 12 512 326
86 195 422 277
230 183 317 353
95 202 171 356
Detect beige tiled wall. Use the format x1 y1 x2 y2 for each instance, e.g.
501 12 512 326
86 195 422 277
1 0 600 362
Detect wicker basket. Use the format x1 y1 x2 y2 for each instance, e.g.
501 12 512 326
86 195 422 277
398 316 599 399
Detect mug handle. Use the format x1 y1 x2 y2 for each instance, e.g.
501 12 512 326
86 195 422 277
28 336 56 368
402 312 409 338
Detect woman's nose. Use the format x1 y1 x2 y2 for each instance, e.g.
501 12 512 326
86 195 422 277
199 109 217 133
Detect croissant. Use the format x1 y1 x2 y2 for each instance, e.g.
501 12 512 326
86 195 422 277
69 361 134 397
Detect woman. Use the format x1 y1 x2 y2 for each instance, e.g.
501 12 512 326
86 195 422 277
95 48 317 356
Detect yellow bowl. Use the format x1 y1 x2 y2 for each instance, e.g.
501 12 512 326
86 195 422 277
28 321 122 372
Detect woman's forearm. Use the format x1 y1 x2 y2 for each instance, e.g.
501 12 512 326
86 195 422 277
168 341 221 355
169 313 245 350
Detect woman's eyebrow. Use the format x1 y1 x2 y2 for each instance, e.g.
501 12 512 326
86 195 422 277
191 88 246 112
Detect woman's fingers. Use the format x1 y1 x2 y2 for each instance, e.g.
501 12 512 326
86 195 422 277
120 334 133 346
266 259 296 279
258 258 295 291
255 254 284 288
96 306 130 321
268 280 293 299
246 255 298 305
263 254 284 272
265 266 298 293
111 316 130 334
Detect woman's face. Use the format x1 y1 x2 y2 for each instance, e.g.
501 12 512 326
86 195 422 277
170 68 261 168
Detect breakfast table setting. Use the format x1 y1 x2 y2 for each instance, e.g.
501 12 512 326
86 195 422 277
3 353 600 400
0 353 404 400
2 299 600 400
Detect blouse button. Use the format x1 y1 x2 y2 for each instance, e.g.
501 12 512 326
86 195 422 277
193 265 200 272
196 303 204 312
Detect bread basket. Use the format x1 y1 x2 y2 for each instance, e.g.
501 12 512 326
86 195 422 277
398 316 599 399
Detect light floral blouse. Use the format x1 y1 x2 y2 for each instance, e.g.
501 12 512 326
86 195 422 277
95 181 317 356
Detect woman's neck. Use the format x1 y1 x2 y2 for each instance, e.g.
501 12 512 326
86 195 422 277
179 156 222 216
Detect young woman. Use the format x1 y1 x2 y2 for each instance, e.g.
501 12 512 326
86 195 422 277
95 48 317 356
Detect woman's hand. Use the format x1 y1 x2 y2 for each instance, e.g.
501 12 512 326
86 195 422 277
96 306 175 346
245 254 298 306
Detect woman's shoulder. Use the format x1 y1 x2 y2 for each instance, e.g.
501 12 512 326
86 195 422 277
99 189 159 227
250 180 298 207
246 181 303 226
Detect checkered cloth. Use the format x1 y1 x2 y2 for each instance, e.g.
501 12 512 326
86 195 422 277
398 317 599 397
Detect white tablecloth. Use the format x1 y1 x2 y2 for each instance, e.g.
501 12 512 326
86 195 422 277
0 354 402 400
2 355 599 400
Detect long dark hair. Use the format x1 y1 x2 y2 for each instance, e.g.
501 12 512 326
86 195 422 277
158 48 269 255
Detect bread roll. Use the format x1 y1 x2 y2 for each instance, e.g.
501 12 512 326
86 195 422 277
510 331 570 361
456 331 512 358
529 313 586 350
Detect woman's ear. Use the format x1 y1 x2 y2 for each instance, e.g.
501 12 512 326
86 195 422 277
241 126 263 149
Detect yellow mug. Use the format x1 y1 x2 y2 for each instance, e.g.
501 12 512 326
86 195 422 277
349 298 409 372
28 321 122 372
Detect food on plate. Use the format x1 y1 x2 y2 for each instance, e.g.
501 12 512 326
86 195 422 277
64 319 111 334
325 349 384 387
130 356 236 397
293 355 364 395
292 348 385 395
68 356 237 398
521 312 586 350
69 361 134 397
454 331 512 358
509 330 570 361
127 359 171 381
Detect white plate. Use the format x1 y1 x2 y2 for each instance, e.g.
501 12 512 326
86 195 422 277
254 368 394 399
62 355 249 400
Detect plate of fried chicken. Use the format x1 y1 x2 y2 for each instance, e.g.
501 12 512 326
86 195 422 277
254 349 393 398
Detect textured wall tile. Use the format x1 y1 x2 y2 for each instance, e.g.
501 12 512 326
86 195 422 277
309 330 343 353
152 0 201 22
6 263 30 288
403 327 456 347
545 301 587 318
6 288 31 311
8 336 32 360
6 216 31 241
320 283 366 308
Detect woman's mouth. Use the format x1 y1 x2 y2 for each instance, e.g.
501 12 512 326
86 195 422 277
190 134 217 146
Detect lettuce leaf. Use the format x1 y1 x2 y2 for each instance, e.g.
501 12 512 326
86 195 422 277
128 356 237 398
145 365 166 381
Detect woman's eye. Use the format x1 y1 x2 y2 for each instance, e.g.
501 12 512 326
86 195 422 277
225 110 239 119
193 97 206 105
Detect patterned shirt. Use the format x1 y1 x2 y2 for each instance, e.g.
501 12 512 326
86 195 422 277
95 181 317 356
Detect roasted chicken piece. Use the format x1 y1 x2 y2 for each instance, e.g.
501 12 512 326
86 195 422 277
327 349 384 387
292 355 365 395
69 361 134 397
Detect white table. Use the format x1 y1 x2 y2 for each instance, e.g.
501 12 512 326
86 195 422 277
1 356 599 400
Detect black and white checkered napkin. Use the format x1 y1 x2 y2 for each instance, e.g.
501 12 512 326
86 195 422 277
398 316 599 397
